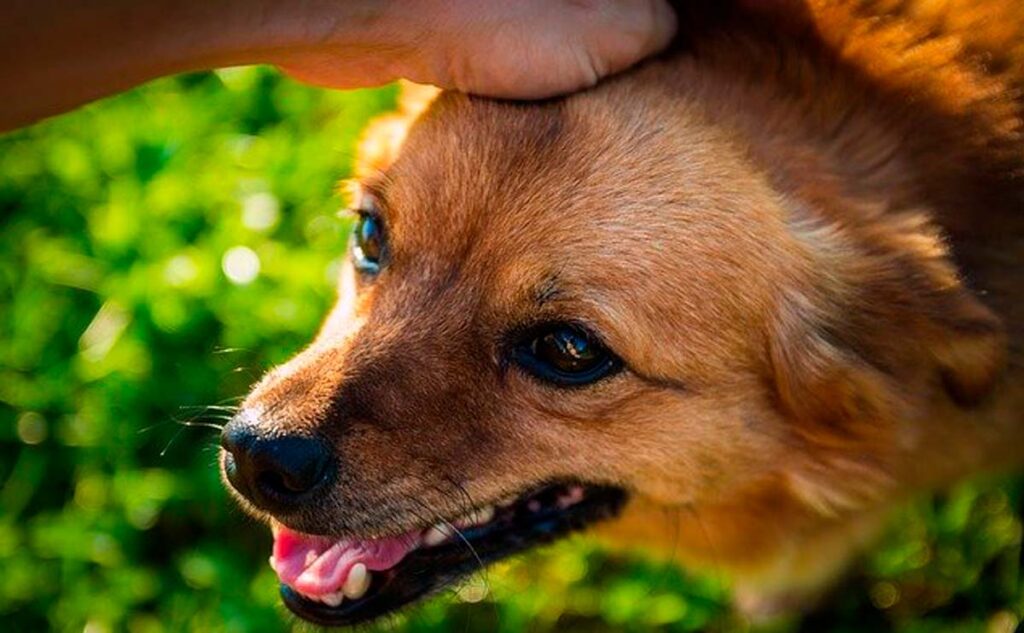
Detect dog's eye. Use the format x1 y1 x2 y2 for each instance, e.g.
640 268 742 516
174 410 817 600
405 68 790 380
352 213 385 274
512 323 621 387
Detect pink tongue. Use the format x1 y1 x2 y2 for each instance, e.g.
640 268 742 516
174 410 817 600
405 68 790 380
270 525 420 596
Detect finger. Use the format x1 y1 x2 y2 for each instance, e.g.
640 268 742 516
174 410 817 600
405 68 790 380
401 0 679 100
491 0 677 98
581 0 678 79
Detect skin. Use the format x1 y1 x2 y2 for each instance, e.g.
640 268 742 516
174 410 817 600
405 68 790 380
230 0 1024 615
0 0 676 132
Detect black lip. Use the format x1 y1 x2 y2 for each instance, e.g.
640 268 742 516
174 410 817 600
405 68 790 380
280 484 628 627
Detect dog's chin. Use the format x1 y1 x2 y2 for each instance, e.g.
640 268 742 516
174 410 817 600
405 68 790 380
275 482 628 627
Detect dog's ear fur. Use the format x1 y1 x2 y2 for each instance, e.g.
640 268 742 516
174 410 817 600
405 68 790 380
769 212 1007 440
354 82 440 178
927 287 1010 406
769 291 907 444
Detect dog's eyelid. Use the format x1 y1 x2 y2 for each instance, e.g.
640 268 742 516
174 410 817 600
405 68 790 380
355 177 391 214
356 190 382 214
633 370 688 393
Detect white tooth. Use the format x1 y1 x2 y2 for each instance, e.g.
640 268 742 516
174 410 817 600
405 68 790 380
342 563 371 599
321 592 344 607
304 551 318 566
423 524 453 547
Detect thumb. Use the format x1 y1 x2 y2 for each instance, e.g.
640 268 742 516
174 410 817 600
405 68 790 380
578 0 678 82
411 0 678 100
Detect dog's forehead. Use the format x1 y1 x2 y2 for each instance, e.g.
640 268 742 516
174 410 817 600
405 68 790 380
364 79 797 360
382 86 779 259
380 94 578 235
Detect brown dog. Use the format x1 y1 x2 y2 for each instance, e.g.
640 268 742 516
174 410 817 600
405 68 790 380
220 0 1024 625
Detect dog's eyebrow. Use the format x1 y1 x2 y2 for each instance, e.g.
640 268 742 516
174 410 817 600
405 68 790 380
361 176 388 199
527 279 689 394
532 276 563 307
348 172 393 214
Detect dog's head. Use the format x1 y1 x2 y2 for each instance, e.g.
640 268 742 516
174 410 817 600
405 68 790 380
220 56 1006 625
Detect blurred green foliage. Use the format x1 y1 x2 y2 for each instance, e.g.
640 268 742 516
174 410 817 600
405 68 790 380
0 67 1020 633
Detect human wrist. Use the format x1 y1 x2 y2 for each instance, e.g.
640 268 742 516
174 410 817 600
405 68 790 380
1 1 240 130
73 1 407 78
216 0 424 88
0 0 421 131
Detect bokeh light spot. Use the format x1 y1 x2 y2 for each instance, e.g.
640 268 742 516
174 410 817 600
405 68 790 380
222 246 260 285
164 254 199 288
242 192 280 232
16 411 47 445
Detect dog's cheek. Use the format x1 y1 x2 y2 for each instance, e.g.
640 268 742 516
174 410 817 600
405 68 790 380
511 386 791 506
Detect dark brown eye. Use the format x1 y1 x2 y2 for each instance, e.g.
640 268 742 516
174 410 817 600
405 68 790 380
512 323 621 387
352 213 384 273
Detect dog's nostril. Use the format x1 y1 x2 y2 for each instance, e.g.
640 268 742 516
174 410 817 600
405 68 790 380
257 469 317 497
220 417 335 512
253 437 333 497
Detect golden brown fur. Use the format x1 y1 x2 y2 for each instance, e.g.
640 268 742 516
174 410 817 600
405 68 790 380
237 0 1024 613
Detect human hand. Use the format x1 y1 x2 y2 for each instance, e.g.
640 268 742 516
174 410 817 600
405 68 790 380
268 0 678 99
2 0 677 131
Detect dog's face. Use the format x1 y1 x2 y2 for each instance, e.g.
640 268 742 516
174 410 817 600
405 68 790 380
302 84 805 507
220 61 1005 625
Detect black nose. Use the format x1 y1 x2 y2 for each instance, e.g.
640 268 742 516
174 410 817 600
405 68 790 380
220 417 335 513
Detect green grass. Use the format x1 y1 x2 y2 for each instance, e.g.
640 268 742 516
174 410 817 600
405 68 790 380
0 67 1020 632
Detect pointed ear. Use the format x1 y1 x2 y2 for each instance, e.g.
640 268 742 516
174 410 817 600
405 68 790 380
923 284 1008 405
769 292 907 442
769 227 1007 437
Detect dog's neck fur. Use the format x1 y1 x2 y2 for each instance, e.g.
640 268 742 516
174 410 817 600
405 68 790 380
601 1 1024 590
675 0 1024 349
676 0 1024 425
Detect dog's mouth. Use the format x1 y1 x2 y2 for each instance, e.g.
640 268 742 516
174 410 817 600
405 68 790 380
271 482 627 626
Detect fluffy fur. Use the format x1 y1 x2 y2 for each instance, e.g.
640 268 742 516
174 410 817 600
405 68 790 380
237 0 1024 614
